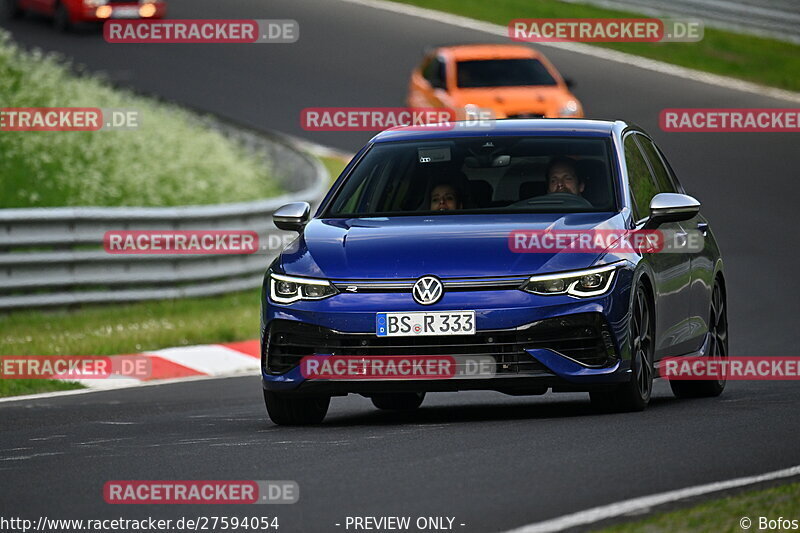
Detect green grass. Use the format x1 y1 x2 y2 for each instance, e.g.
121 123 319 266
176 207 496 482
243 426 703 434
0 29 282 208
0 157 348 398
599 481 800 532
0 379 84 397
0 288 262 397
395 0 800 92
320 154 351 185
0 288 263 358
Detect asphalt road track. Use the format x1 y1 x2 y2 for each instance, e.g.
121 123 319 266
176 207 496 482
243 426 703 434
1 0 800 530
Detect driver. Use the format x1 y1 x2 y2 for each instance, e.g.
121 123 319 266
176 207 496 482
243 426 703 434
546 156 585 196
430 181 463 211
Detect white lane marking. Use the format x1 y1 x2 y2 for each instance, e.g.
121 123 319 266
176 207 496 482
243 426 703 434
75 376 141 389
144 344 260 376
337 0 800 103
0 452 65 462
0 370 257 404
500 464 800 533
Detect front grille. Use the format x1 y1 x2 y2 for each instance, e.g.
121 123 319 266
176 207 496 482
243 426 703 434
330 276 529 293
265 313 616 374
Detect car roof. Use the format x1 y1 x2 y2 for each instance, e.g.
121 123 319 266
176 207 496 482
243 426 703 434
433 44 542 61
371 119 625 143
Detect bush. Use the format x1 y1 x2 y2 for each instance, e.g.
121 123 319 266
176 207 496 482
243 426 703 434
0 30 281 208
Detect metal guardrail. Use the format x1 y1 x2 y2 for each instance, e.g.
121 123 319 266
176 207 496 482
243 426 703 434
0 119 331 310
565 0 800 43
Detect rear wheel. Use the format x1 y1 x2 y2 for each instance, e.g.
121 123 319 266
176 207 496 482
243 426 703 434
263 391 330 425
670 280 727 398
53 3 71 32
371 392 425 411
591 283 654 412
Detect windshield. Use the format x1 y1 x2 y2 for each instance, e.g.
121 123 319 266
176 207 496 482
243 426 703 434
457 59 558 88
325 136 617 217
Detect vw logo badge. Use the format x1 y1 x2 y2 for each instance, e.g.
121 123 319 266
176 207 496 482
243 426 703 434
412 276 443 305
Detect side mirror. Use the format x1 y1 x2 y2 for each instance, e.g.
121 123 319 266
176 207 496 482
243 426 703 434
273 202 311 232
645 193 700 228
563 77 575 89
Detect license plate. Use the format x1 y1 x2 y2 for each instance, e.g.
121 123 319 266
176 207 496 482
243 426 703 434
376 311 476 337
112 6 140 18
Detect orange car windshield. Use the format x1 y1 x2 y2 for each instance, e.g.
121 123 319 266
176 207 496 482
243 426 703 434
456 59 558 88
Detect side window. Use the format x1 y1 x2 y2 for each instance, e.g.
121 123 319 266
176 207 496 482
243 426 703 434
423 57 446 89
624 134 657 221
436 60 447 89
655 143 684 193
422 57 436 82
637 137 677 193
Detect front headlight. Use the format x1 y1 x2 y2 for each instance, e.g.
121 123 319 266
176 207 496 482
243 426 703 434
521 262 621 298
558 100 581 117
269 272 338 304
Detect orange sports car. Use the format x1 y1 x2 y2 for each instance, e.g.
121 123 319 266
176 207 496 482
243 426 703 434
407 44 583 120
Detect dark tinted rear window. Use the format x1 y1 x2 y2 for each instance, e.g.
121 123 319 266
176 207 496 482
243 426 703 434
456 59 558 88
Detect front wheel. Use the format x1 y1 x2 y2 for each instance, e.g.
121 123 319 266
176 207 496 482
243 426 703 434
670 280 727 398
591 282 654 412
264 391 330 425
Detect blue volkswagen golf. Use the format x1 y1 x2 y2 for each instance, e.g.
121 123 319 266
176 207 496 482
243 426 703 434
261 119 728 425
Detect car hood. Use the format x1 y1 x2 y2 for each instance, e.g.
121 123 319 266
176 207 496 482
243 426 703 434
279 212 624 280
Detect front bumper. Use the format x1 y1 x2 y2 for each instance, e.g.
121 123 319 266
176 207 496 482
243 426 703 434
261 276 635 395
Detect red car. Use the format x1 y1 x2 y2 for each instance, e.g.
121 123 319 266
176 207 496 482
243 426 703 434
6 0 167 31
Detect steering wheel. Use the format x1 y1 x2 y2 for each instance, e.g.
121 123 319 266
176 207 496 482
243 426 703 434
513 192 593 209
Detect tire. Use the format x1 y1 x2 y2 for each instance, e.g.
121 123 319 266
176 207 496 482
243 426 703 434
670 279 728 398
591 282 654 412
53 3 71 32
263 391 330 425
371 392 425 411
4 0 23 19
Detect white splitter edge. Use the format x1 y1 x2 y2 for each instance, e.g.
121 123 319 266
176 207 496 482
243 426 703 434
500 464 800 533
337 0 800 104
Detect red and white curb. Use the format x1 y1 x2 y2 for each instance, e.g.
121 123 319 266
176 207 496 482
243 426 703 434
75 340 261 390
